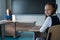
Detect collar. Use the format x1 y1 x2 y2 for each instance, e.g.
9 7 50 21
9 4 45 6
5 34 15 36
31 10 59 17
51 14 57 16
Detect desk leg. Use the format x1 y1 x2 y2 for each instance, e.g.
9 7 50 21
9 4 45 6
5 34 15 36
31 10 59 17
13 22 20 38
34 32 41 40
13 22 16 38
1 24 5 40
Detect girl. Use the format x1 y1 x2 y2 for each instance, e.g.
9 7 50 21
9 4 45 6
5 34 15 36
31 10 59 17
40 3 60 33
4 9 12 20
36 3 60 40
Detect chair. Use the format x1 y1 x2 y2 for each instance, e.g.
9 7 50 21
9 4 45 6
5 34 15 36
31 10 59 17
46 25 60 40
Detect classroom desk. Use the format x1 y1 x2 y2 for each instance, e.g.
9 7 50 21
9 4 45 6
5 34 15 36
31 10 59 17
16 25 41 40
0 23 5 40
0 20 10 40
16 26 41 40
0 20 15 40
0 20 40 40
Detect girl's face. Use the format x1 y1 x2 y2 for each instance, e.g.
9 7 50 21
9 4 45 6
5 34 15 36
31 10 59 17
44 4 55 16
6 9 10 15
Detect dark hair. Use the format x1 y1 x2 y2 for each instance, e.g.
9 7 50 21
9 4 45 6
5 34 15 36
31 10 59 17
46 2 57 12
45 3 57 19
8 9 11 13
6 9 11 14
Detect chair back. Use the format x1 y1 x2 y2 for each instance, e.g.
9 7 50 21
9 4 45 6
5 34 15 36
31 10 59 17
46 25 60 40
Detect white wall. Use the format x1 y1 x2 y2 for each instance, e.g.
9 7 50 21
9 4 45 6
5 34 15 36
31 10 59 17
16 15 45 26
56 0 60 20
56 0 60 13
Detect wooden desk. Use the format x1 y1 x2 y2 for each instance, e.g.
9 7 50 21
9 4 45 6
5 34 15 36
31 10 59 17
16 26 41 40
0 24 5 40
16 22 41 40
0 20 16 40
0 20 40 40
0 20 10 40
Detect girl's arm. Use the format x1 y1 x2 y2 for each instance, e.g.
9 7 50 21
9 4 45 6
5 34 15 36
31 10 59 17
40 17 52 32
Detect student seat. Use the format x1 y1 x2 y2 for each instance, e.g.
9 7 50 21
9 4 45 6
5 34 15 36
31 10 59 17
46 25 60 40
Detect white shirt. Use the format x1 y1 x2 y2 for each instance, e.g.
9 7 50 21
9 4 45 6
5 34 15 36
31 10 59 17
40 16 52 32
40 14 57 32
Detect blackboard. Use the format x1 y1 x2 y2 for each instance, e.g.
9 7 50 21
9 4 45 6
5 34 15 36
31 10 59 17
12 0 56 14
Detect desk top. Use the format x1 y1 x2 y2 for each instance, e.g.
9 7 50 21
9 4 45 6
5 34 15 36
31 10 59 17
0 20 35 24
29 26 40 32
16 26 40 32
0 20 12 24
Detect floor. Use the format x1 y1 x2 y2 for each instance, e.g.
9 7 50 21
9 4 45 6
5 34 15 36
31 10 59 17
0 32 34 40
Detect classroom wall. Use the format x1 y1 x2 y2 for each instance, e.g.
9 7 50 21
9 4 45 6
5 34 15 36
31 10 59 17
16 14 45 26
0 0 6 20
56 0 60 13
6 0 11 9
56 0 60 20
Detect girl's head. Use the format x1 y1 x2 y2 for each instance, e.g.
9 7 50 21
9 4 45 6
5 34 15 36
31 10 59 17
44 3 57 16
6 9 11 15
